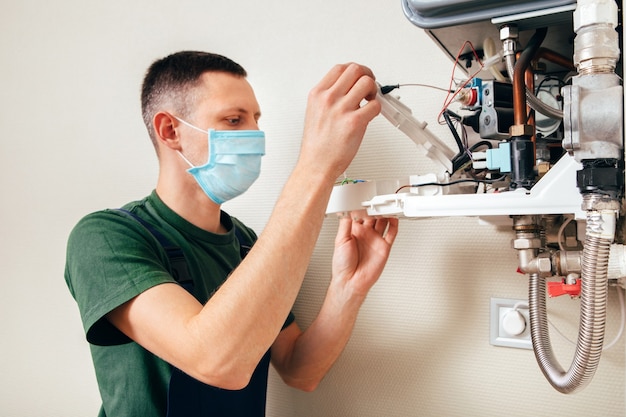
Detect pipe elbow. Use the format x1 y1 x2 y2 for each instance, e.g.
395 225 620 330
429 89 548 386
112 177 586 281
526 254 553 276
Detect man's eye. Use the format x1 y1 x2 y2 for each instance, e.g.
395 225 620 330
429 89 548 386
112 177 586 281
226 118 240 125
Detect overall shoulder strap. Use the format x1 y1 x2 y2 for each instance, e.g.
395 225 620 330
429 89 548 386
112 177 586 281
115 209 194 293
233 226 252 259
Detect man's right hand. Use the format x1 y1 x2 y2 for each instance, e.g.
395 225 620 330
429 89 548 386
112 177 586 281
299 63 381 181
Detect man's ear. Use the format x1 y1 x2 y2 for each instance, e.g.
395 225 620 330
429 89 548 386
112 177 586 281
153 112 181 151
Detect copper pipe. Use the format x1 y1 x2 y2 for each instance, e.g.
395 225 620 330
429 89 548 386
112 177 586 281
513 28 548 126
535 47 576 71
523 47 572 150
525 66 536 161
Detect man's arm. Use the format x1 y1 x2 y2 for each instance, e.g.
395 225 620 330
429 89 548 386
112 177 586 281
107 64 382 390
270 215 399 391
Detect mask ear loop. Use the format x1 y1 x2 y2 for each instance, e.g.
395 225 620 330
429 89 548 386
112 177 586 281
173 115 206 134
177 150 195 168
172 115 213 168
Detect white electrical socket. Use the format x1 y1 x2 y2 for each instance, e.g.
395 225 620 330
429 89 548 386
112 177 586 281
490 297 532 350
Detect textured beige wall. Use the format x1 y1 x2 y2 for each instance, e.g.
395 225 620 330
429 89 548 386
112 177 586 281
1 0 623 415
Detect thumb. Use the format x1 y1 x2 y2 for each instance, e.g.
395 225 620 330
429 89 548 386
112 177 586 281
335 214 354 245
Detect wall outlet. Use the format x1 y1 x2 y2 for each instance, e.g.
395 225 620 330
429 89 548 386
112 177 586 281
490 298 532 350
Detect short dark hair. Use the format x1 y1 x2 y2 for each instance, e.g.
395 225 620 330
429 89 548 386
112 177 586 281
140 51 247 148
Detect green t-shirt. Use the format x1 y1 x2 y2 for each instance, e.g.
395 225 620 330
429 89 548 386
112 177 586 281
65 191 293 416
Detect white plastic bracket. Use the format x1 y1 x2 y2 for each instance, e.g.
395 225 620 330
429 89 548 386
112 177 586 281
378 87 455 174
362 153 584 221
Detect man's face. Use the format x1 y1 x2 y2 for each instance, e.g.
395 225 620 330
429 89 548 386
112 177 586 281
179 71 261 165
191 71 261 131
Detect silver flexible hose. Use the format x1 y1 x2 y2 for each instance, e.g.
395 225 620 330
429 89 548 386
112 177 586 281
529 211 611 393
505 54 564 120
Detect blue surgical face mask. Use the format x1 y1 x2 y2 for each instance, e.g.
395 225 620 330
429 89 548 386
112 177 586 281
174 116 265 204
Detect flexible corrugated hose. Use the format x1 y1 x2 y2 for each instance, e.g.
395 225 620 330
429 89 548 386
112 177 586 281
529 210 612 393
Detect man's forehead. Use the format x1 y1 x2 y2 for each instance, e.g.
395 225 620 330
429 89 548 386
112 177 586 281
196 73 259 107
199 71 252 91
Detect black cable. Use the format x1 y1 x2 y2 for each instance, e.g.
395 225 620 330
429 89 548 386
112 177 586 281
444 110 464 154
395 175 508 193
380 84 492 175
443 110 470 174
380 84 399 95
469 140 493 151
535 76 565 95
444 109 462 120
446 111 491 173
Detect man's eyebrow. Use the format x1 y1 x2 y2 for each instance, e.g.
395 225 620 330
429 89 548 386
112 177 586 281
223 107 261 118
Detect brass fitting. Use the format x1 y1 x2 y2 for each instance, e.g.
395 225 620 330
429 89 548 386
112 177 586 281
509 124 534 137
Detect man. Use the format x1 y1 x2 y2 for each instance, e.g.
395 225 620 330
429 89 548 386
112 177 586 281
65 51 398 416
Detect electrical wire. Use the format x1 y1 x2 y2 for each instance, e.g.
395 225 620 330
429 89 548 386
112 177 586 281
379 79 485 176
380 83 453 95
557 215 575 251
511 289 625 352
438 40 485 125
379 83 485 176
444 110 464 155
469 140 493 152
547 286 625 351
336 178 366 185
395 175 507 193
398 83 452 93
535 76 566 96
444 110 492 175
444 109 470 173
604 286 626 350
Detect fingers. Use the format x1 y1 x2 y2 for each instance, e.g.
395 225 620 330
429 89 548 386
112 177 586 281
314 63 350 91
347 78 382 122
369 217 398 245
300 63 380 180
312 63 379 111
315 63 375 95
373 217 388 235
335 214 354 245
334 63 377 101
349 212 399 246
382 217 399 245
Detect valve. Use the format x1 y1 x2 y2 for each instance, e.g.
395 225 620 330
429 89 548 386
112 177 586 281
547 274 581 298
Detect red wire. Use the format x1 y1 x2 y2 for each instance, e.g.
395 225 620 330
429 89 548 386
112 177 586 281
437 41 485 124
